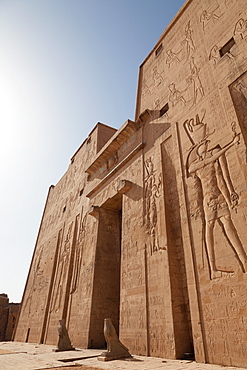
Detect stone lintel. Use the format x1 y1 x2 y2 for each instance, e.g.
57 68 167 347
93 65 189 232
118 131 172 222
85 119 140 176
86 143 144 198
89 180 132 214
136 108 162 126
116 179 132 194
88 205 101 215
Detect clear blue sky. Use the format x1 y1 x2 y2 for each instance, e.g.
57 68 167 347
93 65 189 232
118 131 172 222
0 0 185 303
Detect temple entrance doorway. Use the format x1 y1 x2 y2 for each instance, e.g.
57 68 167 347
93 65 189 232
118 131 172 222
88 194 122 348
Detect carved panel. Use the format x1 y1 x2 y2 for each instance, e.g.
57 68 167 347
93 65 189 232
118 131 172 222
187 57 204 107
51 222 74 313
144 157 163 254
181 21 196 62
229 72 247 148
200 8 221 30
152 66 164 86
168 82 186 108
209 45 220 66
234 18 247 41
184 110 247 278
23 244 46 318
142 78 151 98
165 49 181 68
70 214 87 294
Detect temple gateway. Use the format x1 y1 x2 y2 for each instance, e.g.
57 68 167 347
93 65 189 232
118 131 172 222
14 0 247 367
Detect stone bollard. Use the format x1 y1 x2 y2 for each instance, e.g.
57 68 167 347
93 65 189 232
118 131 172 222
98 318 131 361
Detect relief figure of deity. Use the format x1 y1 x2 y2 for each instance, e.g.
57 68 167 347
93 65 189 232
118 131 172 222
200 10 220 30
187 57 204 106
144 158 163 254
168 83 186 107
51 223 73 312
24 245 44 316
70 214 85 294
181 21 195 62
209 45 220 66
153 66 163 86
184 113 247 278
166 49 180 68
234 18 247 40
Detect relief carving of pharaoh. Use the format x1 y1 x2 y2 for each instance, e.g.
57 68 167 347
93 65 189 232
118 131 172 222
144 157 163 254
184 111 247 279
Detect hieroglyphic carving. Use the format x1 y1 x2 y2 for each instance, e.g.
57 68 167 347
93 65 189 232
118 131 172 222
187 57 204 107
138 307 145 329
24 245 45 316
181 21 195 62
184 111 247 278
85 136 97 164
122 258 143 289
200 9 221 30
42 172 87 236
120 295 145 346
144 157 163 254
84 263 93 295
70 214 87 294
189 197 203 221
168 83 186 107
168 57 204 109
144 156 154 179
51 222 74 312
149 324 169 356
164 20 196 70
165 49 181 68
234 18 247 40
209 45 220 66
229 73 247 149
120 300 131 329
152 66 163 86
142 78 151 97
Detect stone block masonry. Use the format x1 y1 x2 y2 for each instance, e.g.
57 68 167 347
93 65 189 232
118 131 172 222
14 0 247 367
0 294 20 341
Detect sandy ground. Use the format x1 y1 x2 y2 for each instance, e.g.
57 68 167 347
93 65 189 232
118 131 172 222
1 342 247 370
0 348 15 354
45 367 104 370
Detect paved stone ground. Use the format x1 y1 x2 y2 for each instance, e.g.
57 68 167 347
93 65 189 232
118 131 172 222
0 342 246 370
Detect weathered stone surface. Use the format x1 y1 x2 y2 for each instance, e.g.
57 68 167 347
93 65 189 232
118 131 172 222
14 0 247 368
0 294 20 341
54 319 75 352
98 318 131 361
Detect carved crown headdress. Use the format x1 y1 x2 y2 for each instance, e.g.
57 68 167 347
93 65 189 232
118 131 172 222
183 109 207 145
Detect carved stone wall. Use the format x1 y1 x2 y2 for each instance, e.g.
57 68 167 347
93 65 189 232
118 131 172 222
15 0 247 367
134 0 247 365
0 294 10 341
14 123 116 346
0 294 20 341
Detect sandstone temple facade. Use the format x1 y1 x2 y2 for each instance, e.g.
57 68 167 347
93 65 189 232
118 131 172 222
0 294 20 341
14 0 247 367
